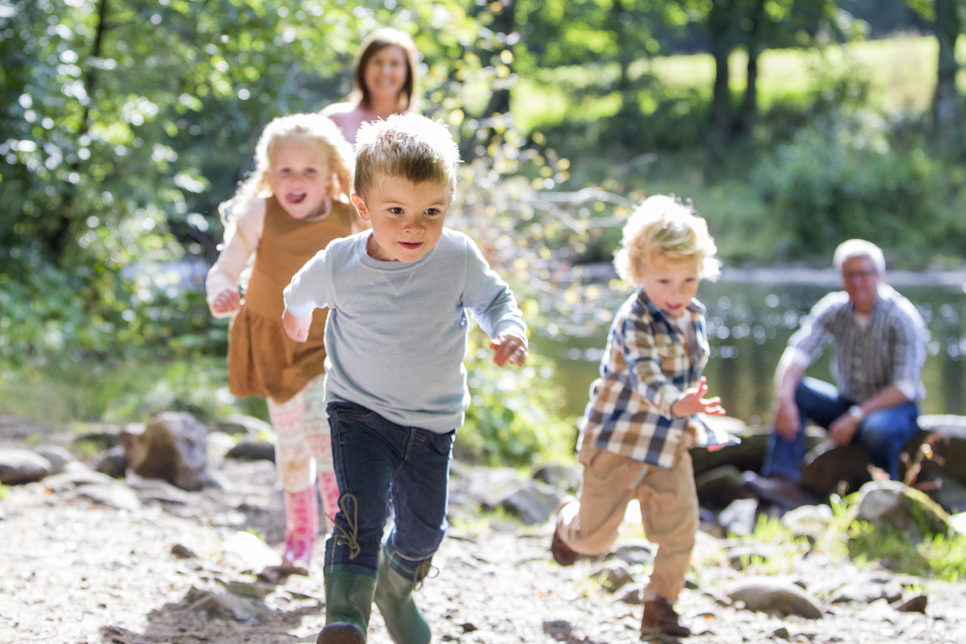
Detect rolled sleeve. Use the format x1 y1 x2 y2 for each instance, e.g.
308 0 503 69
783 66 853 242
890 302 928 390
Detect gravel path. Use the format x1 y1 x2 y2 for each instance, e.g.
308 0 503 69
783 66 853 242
2 457 965 644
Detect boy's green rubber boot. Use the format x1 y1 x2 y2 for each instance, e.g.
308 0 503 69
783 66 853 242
317 571 377 644
374 550 431 644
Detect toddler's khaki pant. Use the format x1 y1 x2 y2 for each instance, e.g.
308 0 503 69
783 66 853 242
556 442 698 602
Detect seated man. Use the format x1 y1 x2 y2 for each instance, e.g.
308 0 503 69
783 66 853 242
747 239 928 508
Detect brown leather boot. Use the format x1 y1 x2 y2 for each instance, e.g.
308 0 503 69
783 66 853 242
640 596 691 637
549 525 579 567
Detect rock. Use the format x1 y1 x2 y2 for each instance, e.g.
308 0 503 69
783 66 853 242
800 441 872 498
914 415 966 483
726 544 778 571
950 511 966 536
918 467 966 514
590 560 634 592
616 583 645 604
188 590 269 624
95 445 128 479
608 538 655 565
497 480 563 525
76 483 142 511
771 627 791 639
532 464 581 492
727 578 824 619
221 531 282 570
853 481 950 542
30 445 74 475
695 465 753 511
121 412 208 491
224 579 274 600
542 620 574 641
171 543 198 559
0 448 52 484
43 465 119 492
128 476 191 504
225 438 276 462
894 594 928 613
718 498 759 537
73 425 123 450
831 578 903 604
215 414 272 436
781 504 833 539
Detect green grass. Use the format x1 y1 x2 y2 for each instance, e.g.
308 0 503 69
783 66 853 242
513 34 966 133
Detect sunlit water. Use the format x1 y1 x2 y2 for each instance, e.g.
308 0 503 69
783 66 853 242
533 267 966 427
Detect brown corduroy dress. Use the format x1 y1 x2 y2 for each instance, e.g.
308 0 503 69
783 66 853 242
228 196 355 404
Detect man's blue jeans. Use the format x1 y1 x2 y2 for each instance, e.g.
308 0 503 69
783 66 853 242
324 401 454 577
761 377 919 482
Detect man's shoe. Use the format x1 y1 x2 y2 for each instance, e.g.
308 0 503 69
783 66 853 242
743 472 818 510
640 596 691 637
550 525 579 567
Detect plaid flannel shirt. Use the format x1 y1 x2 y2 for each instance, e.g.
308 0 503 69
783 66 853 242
578 288 735 469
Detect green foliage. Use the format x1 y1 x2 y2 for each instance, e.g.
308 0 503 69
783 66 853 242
845 520 966 582
460 333 577 466
0 483 8 501
752 110 966 262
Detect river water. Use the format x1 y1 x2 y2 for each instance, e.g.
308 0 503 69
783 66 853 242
533 267 966 427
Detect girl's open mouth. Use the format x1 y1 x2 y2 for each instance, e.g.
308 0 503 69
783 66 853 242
286 192 306 204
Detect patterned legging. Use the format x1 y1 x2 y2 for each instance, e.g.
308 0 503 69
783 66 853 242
266 376 340 520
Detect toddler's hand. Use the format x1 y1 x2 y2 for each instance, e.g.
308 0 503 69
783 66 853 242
211 289 241 314
282 308 311 343
490 332 528 367
671 377 725 417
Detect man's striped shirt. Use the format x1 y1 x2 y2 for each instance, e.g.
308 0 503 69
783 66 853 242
789 284 928 403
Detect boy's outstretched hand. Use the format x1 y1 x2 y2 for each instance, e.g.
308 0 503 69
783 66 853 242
490 332 528 367
282 308 311 343
671 377 725 417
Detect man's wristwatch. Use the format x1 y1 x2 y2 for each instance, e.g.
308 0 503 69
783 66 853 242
848 405 865 422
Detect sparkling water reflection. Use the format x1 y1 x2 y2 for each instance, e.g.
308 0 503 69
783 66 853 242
535 274 966 426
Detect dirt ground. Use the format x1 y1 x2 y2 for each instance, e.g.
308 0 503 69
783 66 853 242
2 454 966 644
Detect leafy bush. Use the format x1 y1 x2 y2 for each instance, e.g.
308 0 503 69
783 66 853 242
752 111 965 263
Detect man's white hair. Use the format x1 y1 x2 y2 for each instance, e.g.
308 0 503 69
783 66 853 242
833 239 885 274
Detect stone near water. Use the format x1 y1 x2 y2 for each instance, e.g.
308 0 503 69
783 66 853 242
30 445 75 475
727 577 824 619
801 441 872 498
894 594 928 613
853 481 950 542
695 465 752 511
497 480 563 525
781 504 833 539
831 578 903 604
0 448 52 484
95 445 128 479
121 412 208 491
171 543 198 559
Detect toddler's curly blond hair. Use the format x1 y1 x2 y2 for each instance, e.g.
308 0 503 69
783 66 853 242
614 195 721 284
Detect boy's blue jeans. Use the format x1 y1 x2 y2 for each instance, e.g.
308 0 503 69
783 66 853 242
761 377 919 482
324 401 454 578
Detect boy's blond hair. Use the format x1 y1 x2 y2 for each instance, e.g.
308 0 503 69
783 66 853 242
614 195 721 284
353 113 460 200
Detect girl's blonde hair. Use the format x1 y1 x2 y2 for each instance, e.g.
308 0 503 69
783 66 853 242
350 27 421 113
614 195 721 284
218 113 354 230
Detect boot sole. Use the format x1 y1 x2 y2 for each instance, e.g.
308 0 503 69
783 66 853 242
317 623 366 644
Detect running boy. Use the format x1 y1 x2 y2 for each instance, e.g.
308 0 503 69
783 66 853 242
282 113 528 644
551 195 736 638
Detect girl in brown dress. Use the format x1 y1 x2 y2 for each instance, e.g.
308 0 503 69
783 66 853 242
206 113 362 568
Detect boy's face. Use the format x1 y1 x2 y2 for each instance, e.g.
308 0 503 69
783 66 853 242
351 175 449 263
638 257 701 316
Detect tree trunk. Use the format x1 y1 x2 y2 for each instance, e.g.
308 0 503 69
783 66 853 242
611 0 637 147
50 0 110 260
708 0 735 158
740 0 766 139
932 0 961 150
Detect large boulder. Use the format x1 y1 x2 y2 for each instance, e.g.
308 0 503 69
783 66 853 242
852 481 950 543
690 421 825 477
800 441 872 498
120 412 208 491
